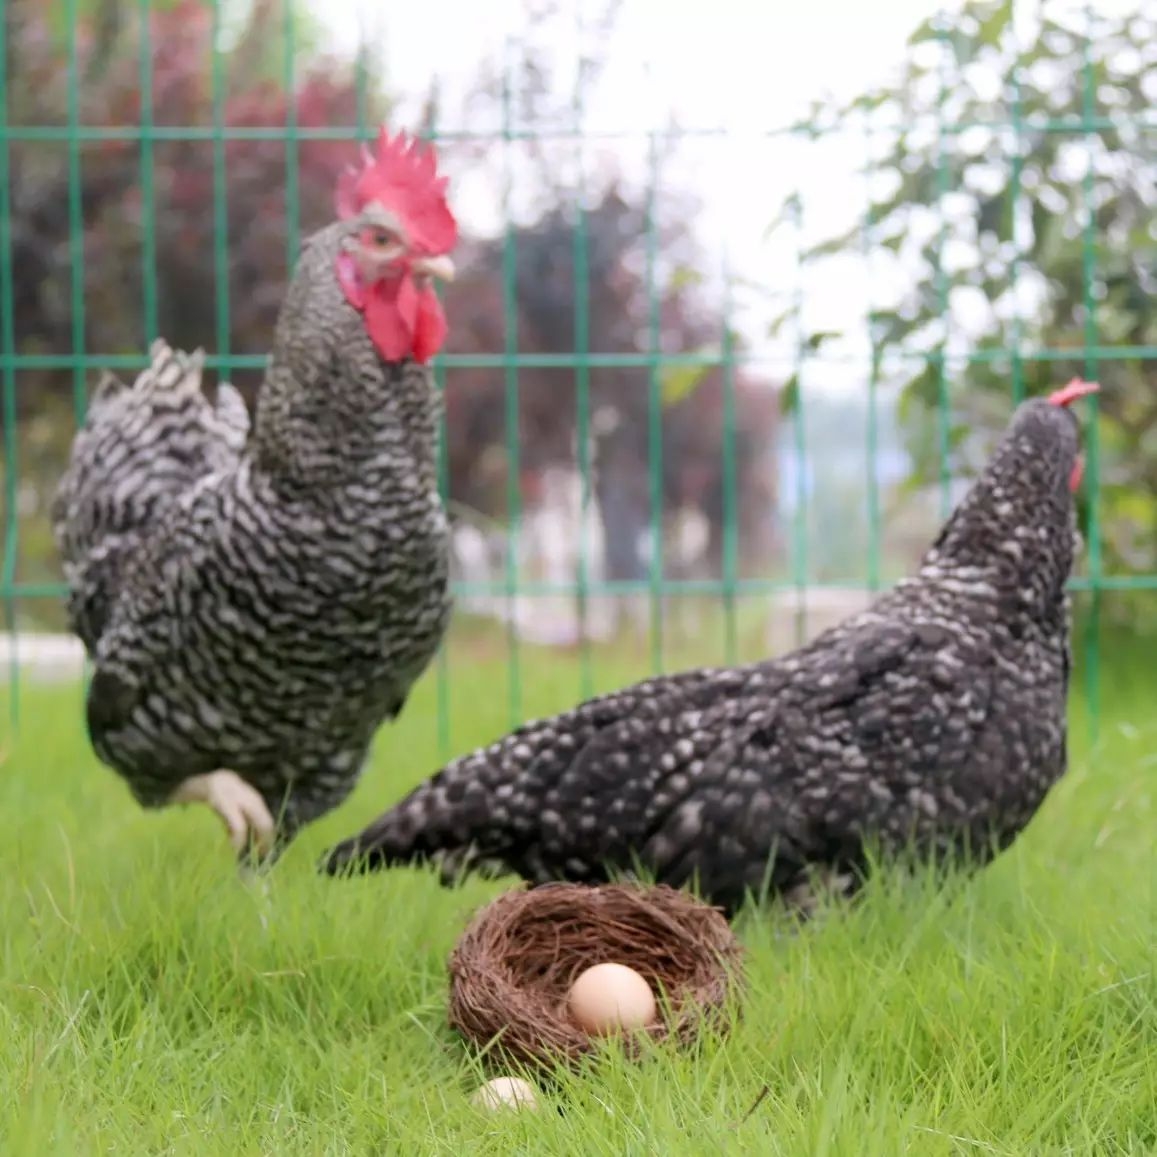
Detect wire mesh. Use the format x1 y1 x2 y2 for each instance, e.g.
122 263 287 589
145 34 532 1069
1 0 1152 753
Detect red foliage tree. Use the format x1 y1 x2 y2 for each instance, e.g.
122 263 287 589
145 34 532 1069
441 188 778 579
6 0 779 594
7 0 381 405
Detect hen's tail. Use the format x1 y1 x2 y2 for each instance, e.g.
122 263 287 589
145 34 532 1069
51 339 250 653
317 667 743 883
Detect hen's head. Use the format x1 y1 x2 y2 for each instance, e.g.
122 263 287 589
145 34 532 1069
1008 377 1099 492
334 128 458 364
922 378 1099 603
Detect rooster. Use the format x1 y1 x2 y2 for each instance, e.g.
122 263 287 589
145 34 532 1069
52 128 458 866
322 381 1099 915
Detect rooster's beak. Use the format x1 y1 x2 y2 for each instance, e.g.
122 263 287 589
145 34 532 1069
411 255 456 283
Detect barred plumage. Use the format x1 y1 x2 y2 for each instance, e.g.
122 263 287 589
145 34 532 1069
322 385 1097 915
52 131 459 863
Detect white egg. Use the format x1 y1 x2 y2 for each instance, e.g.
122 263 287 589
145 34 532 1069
567 961 658 1036
471 1076 539 1112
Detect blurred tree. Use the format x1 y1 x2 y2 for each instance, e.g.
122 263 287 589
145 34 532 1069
440 0 778 580
770 0 1156 593
4 0 779 622
4 0 387 610
6 0 383 405
441 186 778 582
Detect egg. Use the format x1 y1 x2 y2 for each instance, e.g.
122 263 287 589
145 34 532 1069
567 961 658 1036
470 1076 539 1112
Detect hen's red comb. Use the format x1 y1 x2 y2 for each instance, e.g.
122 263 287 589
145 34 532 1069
1047 378 1099 407
335 128 458 255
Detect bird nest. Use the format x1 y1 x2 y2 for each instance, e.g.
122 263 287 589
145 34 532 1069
447 881 746 1069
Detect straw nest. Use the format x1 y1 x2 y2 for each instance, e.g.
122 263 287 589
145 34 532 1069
447 882 745 1069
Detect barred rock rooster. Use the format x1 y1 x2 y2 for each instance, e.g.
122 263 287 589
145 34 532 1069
52 128 458 866
322 381 1099 915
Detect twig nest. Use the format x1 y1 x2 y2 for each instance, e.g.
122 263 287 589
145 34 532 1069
447 882 745 1069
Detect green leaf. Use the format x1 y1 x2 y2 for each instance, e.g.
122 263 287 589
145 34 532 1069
779 375 800 416
667 265 704 293
846 90 893 116
976 192 1010 242
907 15 943 47
975 0 1012 48
659 360 712 408
763 193 802 240
805 331 843 353
800 229 859 263
766 310 794 340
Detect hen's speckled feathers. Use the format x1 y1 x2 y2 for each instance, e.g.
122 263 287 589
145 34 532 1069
321 394 1091 914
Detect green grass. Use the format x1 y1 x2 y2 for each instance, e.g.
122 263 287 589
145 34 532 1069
1 621 1154 1155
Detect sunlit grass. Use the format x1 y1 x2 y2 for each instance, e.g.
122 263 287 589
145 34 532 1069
1 624 1154 1154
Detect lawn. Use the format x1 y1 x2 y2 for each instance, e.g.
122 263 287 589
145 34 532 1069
1 620 1154 1155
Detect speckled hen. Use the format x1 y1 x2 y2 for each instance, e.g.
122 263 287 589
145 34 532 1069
322 381 1099 915
52 128 459 865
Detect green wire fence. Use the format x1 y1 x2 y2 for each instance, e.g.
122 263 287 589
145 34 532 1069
2 1 1153 755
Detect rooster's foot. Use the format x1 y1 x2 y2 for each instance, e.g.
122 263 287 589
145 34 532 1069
170 770 276 859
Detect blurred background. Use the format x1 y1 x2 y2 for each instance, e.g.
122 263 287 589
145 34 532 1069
2 0 1155 709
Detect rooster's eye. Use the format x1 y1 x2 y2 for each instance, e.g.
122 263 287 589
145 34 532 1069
369 228 396 248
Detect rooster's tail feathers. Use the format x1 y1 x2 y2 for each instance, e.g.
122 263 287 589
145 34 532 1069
52 337 250 645
84 340 207 421
214 382 251 454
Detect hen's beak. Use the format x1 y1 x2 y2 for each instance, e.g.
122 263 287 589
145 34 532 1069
411 254 456 283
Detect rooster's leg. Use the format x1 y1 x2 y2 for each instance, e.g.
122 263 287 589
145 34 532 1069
169 770 276 859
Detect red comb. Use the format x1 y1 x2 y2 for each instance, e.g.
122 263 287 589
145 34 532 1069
335 127 457 254
1047 378 1099 407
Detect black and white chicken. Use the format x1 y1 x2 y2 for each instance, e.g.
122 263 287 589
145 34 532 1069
322 381 1098 915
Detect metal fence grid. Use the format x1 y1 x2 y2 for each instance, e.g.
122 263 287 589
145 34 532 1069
2 0 1153 751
